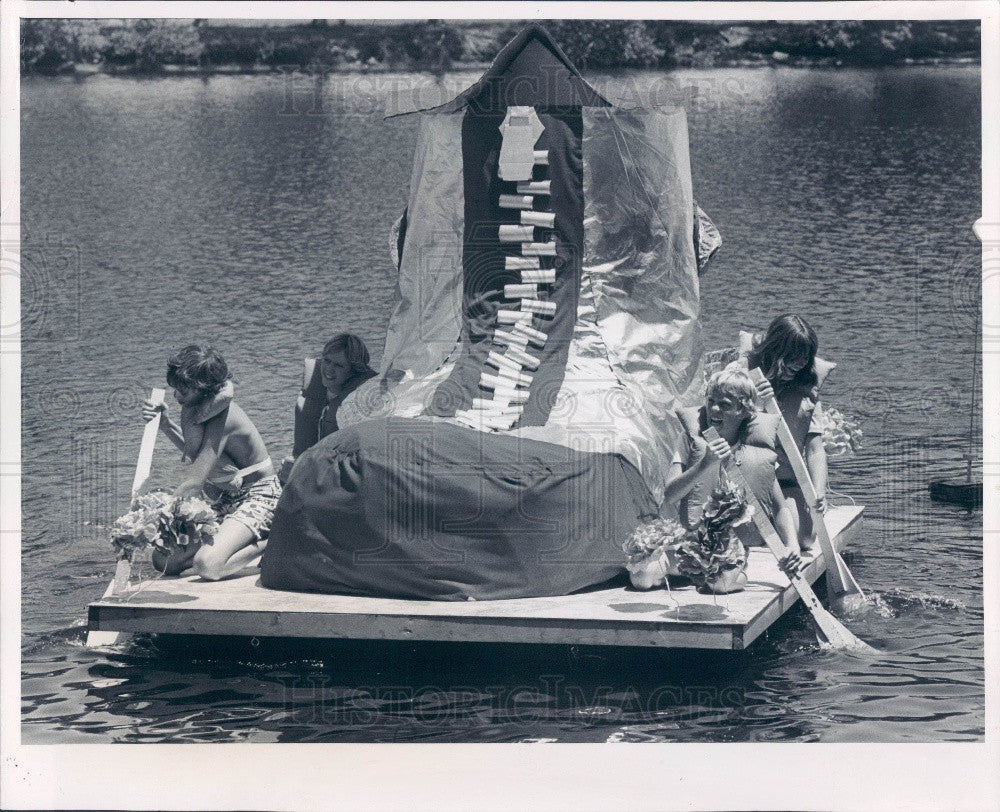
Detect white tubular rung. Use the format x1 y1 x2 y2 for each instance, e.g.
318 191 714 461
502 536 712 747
516 180 551 195
493 386 529 404
522 242 557 257
480 372 503 390
506 255 540 270
493 328 529 349
497 367 533 388
521 210 555 228
499 194 534 210
454 411 516 430
512 322 547 347
533 150 549 165
499 224 535 242
497 309 531 324
486 350 521 373
504 283 538 299
471 397 521 414
521 299 556 316
520 268 555 283
505 345 541 370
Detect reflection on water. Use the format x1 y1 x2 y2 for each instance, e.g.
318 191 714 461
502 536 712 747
20 66 982 742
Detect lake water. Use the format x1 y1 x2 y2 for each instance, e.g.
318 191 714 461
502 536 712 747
20 66 982 743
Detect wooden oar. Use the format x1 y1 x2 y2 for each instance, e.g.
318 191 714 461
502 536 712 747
747 368 867 610
131 388 166 496
88 388 165 644
703 428 873 651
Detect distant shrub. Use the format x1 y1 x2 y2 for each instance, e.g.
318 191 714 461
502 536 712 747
811 21 915 64
100 20 204 72
20 19 105 73
544 20 664 68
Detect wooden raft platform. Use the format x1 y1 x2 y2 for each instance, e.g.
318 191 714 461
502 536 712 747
87 506 863 651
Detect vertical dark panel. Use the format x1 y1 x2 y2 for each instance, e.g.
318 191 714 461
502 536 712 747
427 107 583 428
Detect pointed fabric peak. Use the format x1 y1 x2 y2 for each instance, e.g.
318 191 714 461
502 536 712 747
385 24 609 118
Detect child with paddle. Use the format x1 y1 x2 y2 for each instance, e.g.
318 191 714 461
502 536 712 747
662 365 802 573
141 345 281 580
743 314 832 551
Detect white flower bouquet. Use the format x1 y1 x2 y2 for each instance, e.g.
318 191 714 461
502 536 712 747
110 490 219 563
621 518 688 590
816 405 863 457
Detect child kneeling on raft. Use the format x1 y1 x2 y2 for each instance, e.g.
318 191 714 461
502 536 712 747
141 345 281 580
662 365 802 572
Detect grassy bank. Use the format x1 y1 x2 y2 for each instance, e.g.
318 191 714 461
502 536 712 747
21 19 981 76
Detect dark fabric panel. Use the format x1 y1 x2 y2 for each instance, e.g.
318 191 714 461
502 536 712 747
261 417 654 600
427 108 583 428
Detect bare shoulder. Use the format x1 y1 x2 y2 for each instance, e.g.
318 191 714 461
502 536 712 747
221 401 261 439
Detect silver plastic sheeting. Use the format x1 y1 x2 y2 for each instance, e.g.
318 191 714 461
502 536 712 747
581 107 704 495
376 113 465 383
340 114 465 428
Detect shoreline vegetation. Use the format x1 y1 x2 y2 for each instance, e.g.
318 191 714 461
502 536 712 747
21 19 981 76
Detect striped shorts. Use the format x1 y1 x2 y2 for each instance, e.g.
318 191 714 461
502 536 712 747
212 475 282 542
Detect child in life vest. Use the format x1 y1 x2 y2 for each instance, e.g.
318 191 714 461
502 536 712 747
141 345 281 579
278 333 378 484
662 365 800 557
743 314 833 551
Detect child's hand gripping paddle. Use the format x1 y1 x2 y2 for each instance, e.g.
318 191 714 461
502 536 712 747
703 427 874 652
747 368 867 612
112 388 165 595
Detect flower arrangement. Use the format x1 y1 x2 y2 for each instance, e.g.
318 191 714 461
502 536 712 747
624 480 754 592
670 480 752 585
110 490 219 563
816 405 863 457
621 518 688 589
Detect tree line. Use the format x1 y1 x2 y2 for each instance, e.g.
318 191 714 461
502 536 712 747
20 19 981 75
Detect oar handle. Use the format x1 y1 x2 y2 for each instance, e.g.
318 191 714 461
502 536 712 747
747 367 866 601
703 426 873 651
132 388 165 498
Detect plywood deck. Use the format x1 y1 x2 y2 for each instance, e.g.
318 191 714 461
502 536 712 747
87 506 863 650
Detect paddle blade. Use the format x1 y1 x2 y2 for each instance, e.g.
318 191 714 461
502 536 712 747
829 590 870 616
811 605 876 652
112 558 132 596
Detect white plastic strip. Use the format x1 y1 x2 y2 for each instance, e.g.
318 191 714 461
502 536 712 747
471 397 521 414
499 224 535 242
520 268 555 283
486 350 521 373
522 242 557 256
506 255 541 270
516 180 551 195
533 150 549 166
493 386 529 404
499 194 534 210
505 345 541 370
497 367 533 388
520 210 555 228
512 322 547 347
497 309 531 324
493 328 529 348
504 283 538 299
521 299 556 316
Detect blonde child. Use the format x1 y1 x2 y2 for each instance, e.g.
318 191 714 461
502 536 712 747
663 365 801 564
